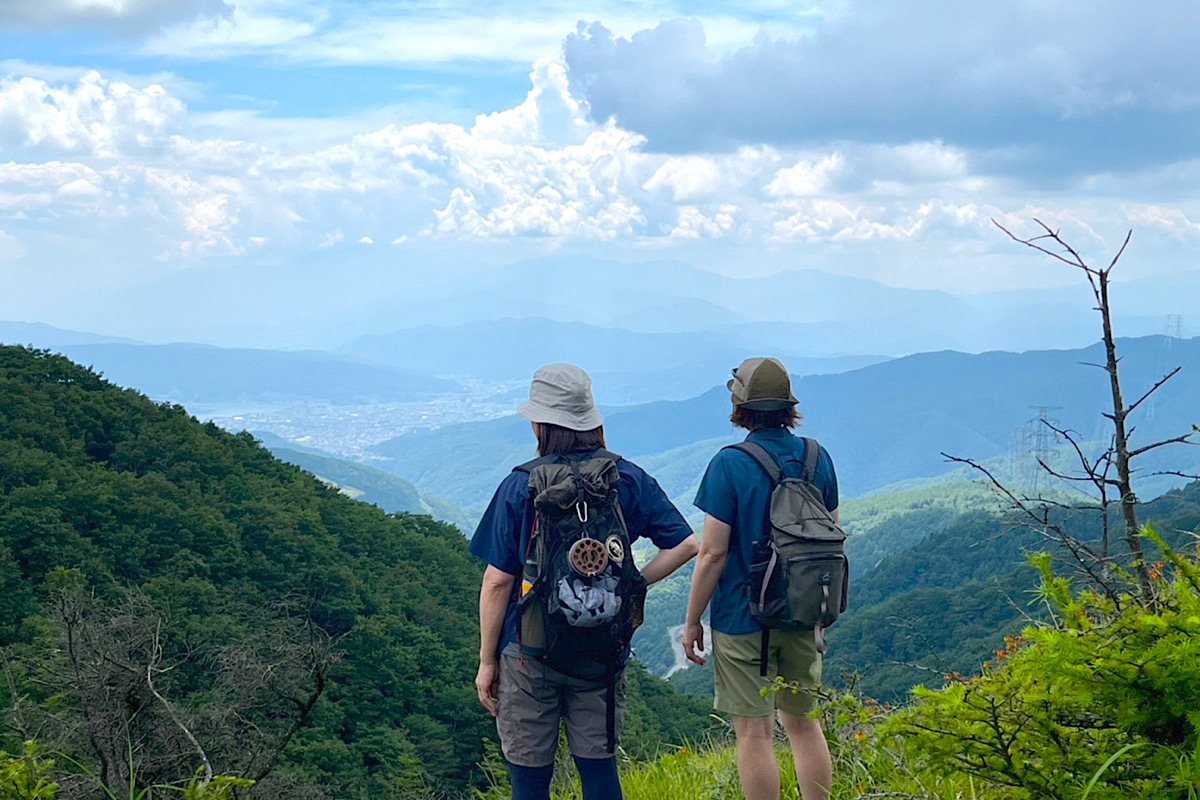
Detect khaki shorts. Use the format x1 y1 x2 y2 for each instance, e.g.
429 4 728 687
712 629 821 718
496 655 627 767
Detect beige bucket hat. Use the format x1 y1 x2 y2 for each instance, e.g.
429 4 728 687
518 363 605 431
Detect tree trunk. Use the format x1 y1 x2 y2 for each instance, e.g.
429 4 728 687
1098 272 1153 598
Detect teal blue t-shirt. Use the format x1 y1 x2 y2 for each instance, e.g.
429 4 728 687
694 428 839 636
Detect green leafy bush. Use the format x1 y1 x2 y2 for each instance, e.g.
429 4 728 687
0 743 57 800
886 525 1200 800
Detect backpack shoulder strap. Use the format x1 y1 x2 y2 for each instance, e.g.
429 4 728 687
800 438 821 483
513 455 556 474
726 441 783 484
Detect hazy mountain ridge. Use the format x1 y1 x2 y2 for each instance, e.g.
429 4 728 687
339 316 890 403
371 335 1200 509
0 321 139 347
56 342 461 404
98 254 1200 352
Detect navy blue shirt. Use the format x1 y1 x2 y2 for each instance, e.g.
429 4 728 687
694 428 839 636
469 448 693 657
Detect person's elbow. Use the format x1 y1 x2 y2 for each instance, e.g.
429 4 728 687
697 544 727 569
482 565 516 593
677 533 700 560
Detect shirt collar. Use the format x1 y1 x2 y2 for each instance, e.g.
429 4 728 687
746 427 789 441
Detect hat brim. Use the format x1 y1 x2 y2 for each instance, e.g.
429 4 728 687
736 398 797 411
727 378 798 410
518 400 605 431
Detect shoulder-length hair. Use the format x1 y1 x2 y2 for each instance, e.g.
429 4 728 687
535 423 606 456
730 405 802 431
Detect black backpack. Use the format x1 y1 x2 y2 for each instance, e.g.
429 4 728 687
514 449 646 682
729 438 848 675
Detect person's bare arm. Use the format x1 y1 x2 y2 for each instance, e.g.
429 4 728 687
640 534 699 585
682 514 732 665
833 507 840 525
475 565 515 716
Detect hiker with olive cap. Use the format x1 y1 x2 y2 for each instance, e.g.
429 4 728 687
471 363 699 800
684 357 845 800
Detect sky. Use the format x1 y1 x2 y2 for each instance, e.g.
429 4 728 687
1 0 1199 342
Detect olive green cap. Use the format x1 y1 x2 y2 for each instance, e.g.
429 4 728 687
728 357 798 410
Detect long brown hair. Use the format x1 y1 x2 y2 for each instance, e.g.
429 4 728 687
535 423 606 456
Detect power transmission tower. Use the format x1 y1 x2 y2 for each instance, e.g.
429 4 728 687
1149 315 1185 421
1022 405 1063 495
1163 314 1184 340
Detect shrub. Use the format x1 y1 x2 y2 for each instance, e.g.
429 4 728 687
886 524 1200 800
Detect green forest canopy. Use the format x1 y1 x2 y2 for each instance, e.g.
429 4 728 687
0 346 715 798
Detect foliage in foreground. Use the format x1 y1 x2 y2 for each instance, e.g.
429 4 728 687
511 523 1200 800
0 742 252 800
887 526 1200 799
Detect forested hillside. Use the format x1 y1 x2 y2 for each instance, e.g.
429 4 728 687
657 480 1200 702
0 346 714 799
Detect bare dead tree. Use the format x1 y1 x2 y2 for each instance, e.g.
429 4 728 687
5 575 340 800
944 219 1198 604
211 598 342 788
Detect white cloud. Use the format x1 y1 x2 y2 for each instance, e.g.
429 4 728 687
426 125 649 239
1127 205 1200 236
667 204 739 240
137 2 794 65
765 152 843 197
644 156 721 202
143 3 316 56
1 58 1195 298
0 162 109 213
0 0 231 34
0 71 184 157
472 59 591 146
770 198 928 243
139 167 244 255
888 141 968 179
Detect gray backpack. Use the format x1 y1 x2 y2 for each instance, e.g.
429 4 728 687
730 438 848 673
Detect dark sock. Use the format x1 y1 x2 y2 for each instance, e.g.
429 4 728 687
573 755 623 800
508 762 554 800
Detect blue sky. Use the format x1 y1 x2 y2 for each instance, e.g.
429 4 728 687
1 0 1198 342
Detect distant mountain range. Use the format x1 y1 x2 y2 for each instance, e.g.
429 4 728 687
46 342 460 404
370 335 1200 509
0 321 138 347
341 256 1195 357
340 317 889 403
98 254 1198 354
